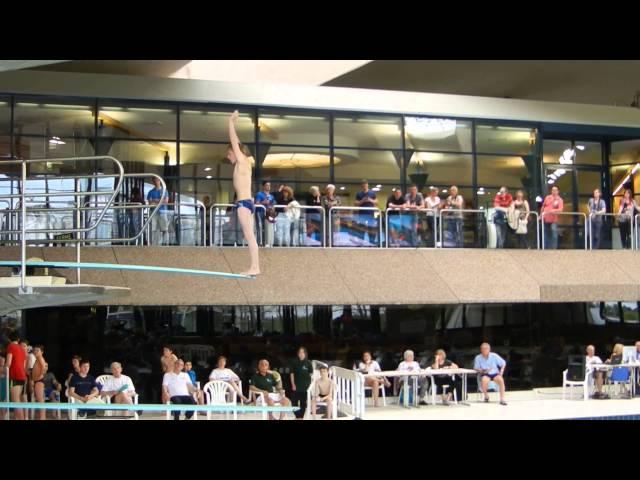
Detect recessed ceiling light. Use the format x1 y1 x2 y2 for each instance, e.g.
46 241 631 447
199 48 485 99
205 175 212 179
576 145 585 151
204 167 212 172
340 186 345 190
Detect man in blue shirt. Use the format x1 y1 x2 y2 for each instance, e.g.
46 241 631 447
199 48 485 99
473 342 507 405
255 181 275 247
354 180 379 246
147 177 170 245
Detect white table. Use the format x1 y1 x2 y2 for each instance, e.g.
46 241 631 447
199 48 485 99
362 368 477 408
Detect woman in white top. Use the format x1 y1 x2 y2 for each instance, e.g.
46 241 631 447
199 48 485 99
208 356 249 403
424 187 441 247
396 349 422 401
355 351 390 407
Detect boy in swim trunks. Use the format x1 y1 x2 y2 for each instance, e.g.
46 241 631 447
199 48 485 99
228 110 260 276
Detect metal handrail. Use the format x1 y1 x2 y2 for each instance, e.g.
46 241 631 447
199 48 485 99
587 212 634 250
487 208 540 250
540 211 587 250
438 208 487 249
271 204 326 248
328 206 383 248
0 156 125 291
209 203 267 247
636 214 640 250
385 207 437 248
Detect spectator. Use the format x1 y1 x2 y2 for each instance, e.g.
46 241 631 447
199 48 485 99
162 358 200 421
42 370 62 404
386 188 406 247
322 184 342 245
68 360 102 418
255 181 275 247
5 331 27 420
354 180 379 246
541 185 564 249
305 186 323 245
208 355 250 403
585 344 605 398
21 340 35 404
356 351 390 408
473 342 507 405
605 343 624 365
405 185 424 247
617 189 638 249
272 184 286 205
0 355 6 418
160 346 178 373
628 341 640 363
510 190 530 249
275 186 297 247
99 362 137 416
588 188 606 249
431 349 462 405
444 186 465 248
290 347 313 420
184 361 197 386
31 345 48 420
249 359 292 420
425 187 441 246
310 365 335 419
147 176 170 245
493 186 513 248
128 185 144 243
396 349 422 404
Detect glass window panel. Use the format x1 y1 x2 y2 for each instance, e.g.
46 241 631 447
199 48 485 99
334 148 401 185
180 107 255 142
576 170 601 196
14 98 95 137
484 305 505 326
0 97 10 133
610 163 639 197
477 155 534 191
260 145 329 183
465 305 482 328
407 152 472 188
99 102 177 139
544 140 601 165
100 139 176 177
334 115 402 149
179 142 254 179
622 302 639 324
258 110 329 146
405 117 472 152
610 139 640 166
477 125 537 155
14 136 94 161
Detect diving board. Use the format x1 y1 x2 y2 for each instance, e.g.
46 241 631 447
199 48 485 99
0 261 255 280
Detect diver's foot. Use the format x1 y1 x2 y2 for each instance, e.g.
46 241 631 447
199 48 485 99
241 270 261 277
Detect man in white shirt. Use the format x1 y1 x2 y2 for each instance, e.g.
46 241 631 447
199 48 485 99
585 345 604 398
99 362 136 415
162 358 200 420
208 355 249 403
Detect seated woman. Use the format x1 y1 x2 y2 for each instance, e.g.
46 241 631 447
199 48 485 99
605 343 624 365
355 351 391 407
396 349 422 402
208 355 250 403
432 349 462 405
310 365 335 419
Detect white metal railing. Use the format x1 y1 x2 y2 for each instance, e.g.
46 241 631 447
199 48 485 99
271 204 326 248
438 208 487 249
330 366 365 419
328 206 383 248
588 212 635 250
142 201 205 247
385 207 437 248
209 203 267 247
541 211 587 250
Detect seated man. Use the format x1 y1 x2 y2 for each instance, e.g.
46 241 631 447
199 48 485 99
42 370 62 403
99 362 137 416
585 344 605 398
473 342 507 406
162 358 200 421
431 349 462 405
249 359 292 420
68 360 102 418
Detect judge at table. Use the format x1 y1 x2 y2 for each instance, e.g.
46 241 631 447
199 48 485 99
432 349 462 405
473 342 507 406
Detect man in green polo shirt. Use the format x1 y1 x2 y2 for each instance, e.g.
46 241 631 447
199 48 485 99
249 359 291 420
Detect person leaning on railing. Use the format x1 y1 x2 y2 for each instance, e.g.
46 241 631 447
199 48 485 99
444 186 464 248
617 189 639 249
424 187 442 246
404 185 424 247
255 181 275 247
321 184 341 244
587 189 606 250
354 180 379 246
541 185 563 249
304 186 323 245
386 188 406 247
509 190 530 249
493 186 513 249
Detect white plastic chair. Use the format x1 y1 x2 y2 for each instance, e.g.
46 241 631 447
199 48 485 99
165 390 201 420
562 368 592 401
203 380 237 420
305 378 338 420
428 372 458 406
476 375 500 402
66 388 78 420
96 375 140 419
364 381 386 406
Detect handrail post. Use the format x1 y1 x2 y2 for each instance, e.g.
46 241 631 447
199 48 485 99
75 177 81 284
328 207 334 247
385 208 390 248
20 160 27 293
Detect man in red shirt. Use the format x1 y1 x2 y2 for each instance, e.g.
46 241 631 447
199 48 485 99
541 185 564 249
5 331 27 420
493 186 513 248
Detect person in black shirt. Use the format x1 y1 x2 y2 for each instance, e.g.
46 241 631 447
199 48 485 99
431 349 462 405
354 180 379 245
387 189 406 247
68 360 101 417
290 347 313 420
305 186 323 244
